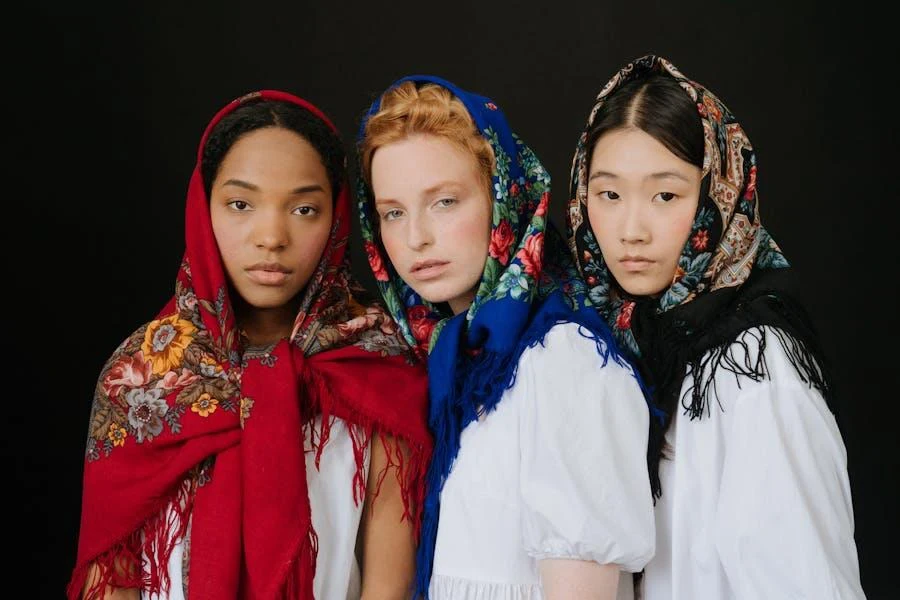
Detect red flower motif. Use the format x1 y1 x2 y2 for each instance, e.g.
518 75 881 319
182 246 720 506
485 102 498 111
103 351 152 400
516 232 544 276
337 314 375 337
365 240 390 282
587 275 598 286
157 368 201 390
616 301 635 330
744 165 758 200
535 192 549 217
407 305 436 346
337 307 399 337
691 229 710 251
510 183 520 196
489 220 515 265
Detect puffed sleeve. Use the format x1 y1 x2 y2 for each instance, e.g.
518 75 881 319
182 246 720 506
713 329 866 598
518 322 655 573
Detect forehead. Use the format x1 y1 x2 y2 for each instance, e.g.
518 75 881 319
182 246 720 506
370 134 481 195
218 127 326 179
589 128 693 175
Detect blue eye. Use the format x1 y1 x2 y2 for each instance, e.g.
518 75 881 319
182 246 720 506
436 197 456 208
381 208 404 222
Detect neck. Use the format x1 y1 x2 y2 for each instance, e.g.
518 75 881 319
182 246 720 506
238 305 296 346
448 288 476 316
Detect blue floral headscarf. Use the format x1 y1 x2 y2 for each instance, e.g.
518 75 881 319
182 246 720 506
357 75 623 595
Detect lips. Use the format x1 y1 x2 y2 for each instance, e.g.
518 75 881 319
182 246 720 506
246 262 292 285
619 257 654 272
410 259 449 281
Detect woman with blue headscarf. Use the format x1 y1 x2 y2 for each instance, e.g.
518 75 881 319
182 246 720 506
357 77 655 599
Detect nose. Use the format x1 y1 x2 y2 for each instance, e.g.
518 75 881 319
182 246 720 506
253 210 289 251
405 210 434 251
620 199 650 245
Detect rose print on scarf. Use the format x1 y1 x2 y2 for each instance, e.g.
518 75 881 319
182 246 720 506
489 220 515 265
103 352 152 400
365 240 390 282
616 301 635 330
517 231 543 276
407 306 437 353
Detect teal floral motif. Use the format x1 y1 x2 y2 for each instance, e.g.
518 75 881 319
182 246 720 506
661 253 712 309
756 229 790 269
495 264 530 300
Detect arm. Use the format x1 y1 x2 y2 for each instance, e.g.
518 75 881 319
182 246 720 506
519 324 655 597
81 563 140 600
358 431 416 600
714 372 865 598
540 559 620 600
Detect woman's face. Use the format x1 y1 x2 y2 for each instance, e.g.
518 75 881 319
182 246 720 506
370 133 492 315
587 127 702 297
209 126 333 311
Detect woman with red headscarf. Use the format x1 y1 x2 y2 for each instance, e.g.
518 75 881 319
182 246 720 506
68 91 431 599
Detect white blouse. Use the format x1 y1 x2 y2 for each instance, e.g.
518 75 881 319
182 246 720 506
640 326 866 599
429 322 655 599
145 415 368 600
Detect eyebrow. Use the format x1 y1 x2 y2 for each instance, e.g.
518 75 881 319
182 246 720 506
423 180 463 195
220 179 326 195
374 180 464 205
588 171 692 183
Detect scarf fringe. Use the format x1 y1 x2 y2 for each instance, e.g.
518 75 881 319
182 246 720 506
68 478 195 600
646 324 831 499
302 364 429 538
415 297 626 598
684 326 828 420
278 524 318 600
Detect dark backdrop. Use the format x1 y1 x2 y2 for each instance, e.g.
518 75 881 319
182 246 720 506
24 2 896 597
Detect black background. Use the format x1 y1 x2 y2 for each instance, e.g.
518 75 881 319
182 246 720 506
23 2 896 597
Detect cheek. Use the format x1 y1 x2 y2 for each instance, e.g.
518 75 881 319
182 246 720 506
294 221 332 269
666 208 699 256
210 215 244 271
449 203 492 252
586 202 616 250
378 225 405 267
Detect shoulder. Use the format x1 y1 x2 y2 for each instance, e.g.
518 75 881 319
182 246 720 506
699 326 832 422
517 321 637 384
720 325 822 386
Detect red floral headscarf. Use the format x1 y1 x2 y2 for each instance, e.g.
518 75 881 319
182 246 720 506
68 91 430 599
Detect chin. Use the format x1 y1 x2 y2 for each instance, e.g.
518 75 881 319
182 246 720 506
240 292 300 310
615 277 668 299
408 281 469 307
